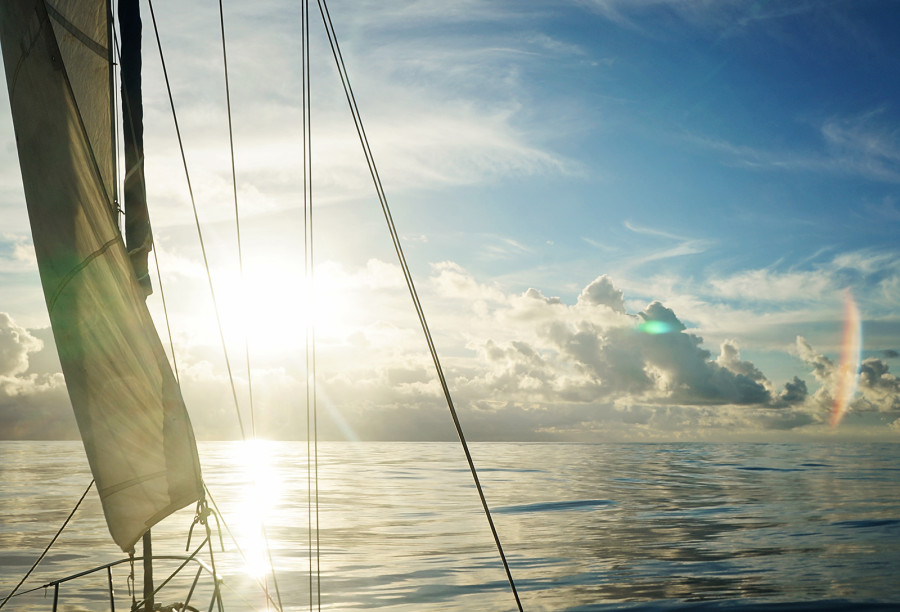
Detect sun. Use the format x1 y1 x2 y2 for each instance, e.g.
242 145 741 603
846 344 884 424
211 257 342 356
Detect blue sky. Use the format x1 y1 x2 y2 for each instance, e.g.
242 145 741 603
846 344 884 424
2 0 899 441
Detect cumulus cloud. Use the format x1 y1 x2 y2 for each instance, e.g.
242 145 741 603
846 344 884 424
0 312 41 380
0 313 73 439
778 377 808 405
285 270 897 438
431 273 781 418
796 336 900 417
0 234 37 271
578 274 626 313
4 266 900 441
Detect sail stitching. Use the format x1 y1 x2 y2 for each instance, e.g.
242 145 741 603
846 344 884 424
7 9 47 101
33 1 118 220
46 236 119 316
45 4 108 60
97 469 168 498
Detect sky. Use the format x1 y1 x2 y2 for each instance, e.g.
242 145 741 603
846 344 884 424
1 0 900 442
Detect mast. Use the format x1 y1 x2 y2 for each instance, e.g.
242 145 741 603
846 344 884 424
142 531 154 612
119 0 155 607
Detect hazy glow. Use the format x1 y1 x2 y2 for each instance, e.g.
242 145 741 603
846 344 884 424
831 291 862 427
214 262 340 354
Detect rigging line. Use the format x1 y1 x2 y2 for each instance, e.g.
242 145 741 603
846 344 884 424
302 2 312 608
259 520 284 611
216 0 256 438
152 242 181 385
314 2 523 609
0 480 94 610
203 522 225 612
301 0 322 608
146 0 246 441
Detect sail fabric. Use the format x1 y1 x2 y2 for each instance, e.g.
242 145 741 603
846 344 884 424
45 0 116 209
0 0 203 552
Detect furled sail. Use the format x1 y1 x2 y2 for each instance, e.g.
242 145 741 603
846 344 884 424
0 0 203 552
119 0 153 295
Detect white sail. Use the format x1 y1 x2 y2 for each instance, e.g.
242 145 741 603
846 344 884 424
0 0 202 552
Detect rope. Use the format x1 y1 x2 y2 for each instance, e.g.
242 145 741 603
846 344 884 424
301 1 322 608
146 0 246 440
152 244 181 384
314 2 523 609
0 480 94 610
216 0 257 438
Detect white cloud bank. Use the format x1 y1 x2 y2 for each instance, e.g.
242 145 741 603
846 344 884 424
3 264 897 441
0 313 71 439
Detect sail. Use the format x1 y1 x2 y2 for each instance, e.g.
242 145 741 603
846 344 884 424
0 0 203 552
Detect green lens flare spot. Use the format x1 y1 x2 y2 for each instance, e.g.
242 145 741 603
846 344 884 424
639 321 672 335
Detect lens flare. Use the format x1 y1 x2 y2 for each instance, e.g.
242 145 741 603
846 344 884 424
831 290 862 427
638 320 673 335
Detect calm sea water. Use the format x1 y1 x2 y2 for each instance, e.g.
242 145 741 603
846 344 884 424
1 441 898 611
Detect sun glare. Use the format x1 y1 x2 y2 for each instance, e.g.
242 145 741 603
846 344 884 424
232 439 282 579
212 261 341 355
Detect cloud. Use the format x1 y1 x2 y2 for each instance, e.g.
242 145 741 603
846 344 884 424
796 336 900 416
707 269 833 303
0 234 36 272
778 376 808 405
164 266 900 440
0 312 41 380
578 275 626 313
612 248 900 356
4 264 900 441
622 221 714 267
430 273 776 410
0 313 73 439
856 358 900 413
685 109 900 184
580 0 837 43
131 0 580 231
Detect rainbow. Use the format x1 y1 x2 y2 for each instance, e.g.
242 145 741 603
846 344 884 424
831 290 862 427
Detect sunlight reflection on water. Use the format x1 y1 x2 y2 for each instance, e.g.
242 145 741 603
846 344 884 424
1 441 899 611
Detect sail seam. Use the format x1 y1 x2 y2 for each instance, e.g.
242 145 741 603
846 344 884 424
45 4 108 60
98 470 166 498
46 236 119 316
7 8 48 103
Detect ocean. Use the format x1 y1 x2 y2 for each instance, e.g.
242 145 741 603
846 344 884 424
0 441 898 611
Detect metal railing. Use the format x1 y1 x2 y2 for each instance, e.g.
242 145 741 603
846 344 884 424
7 555 221 612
